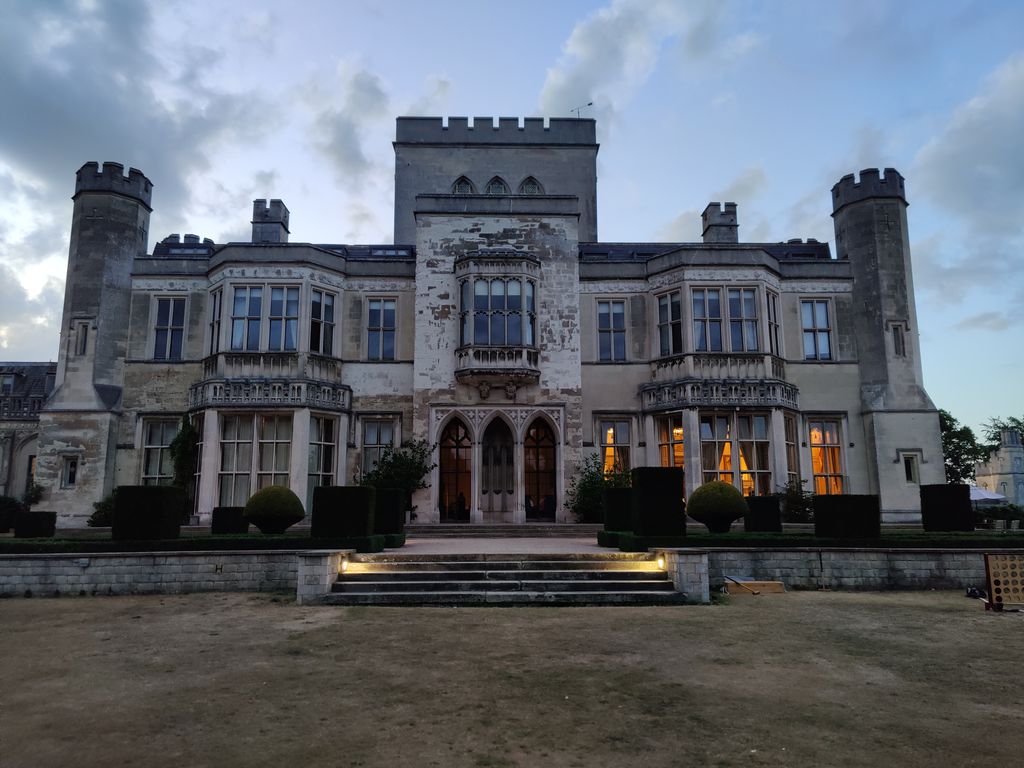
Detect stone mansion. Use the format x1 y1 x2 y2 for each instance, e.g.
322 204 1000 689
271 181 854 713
9 117 944 526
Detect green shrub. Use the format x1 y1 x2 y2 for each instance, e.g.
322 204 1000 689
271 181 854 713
813 495 880 539
687 481 748 534
311 486 375 538
359 439 434 521
112 486 186 541
88 494 115 527
567 453 630 523
596 530 623 548
778 479 813 523
0 495 23 532
383 533 406 548
630 467 686 536
920 484 973 532
243 486 305 535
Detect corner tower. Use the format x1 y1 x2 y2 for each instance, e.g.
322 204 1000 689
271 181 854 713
37 162 153 525
831 168 943 521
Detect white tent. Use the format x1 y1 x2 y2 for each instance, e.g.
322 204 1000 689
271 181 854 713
969 486 1007 503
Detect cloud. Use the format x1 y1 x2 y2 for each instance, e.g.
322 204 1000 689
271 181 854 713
538 0 694 123
655 165 766 241
407 77 452 115
0 264 63 360
915 52 1024 236
954 311 1012 332
306 64 391 185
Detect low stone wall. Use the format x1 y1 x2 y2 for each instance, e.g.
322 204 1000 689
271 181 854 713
707 549 990 590
0 551 301 597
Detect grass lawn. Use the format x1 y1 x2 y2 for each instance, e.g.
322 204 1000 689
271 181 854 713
1 591 1023 767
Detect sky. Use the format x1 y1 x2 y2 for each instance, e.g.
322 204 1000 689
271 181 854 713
0 0 1021 436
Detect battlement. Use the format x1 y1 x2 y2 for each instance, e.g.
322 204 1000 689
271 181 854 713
831 168 906 212
74 161 153 208
395 116 597 145
252 199 290 244
701 202 738 244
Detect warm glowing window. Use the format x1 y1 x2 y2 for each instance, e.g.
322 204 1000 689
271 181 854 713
700 413 772 494
657 415 685 470
809 419 843 494
700 414 733 484
599 420 631 474
737 414 771 495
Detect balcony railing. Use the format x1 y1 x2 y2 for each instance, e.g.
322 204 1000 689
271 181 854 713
642 353 797 411
201 352 343 383
455 345 541 383
191 352 349 411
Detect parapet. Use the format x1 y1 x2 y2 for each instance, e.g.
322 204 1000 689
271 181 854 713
74 161 153 208
701 202 738 244
252 199 290 243
395 116 597 145
831 168 906 213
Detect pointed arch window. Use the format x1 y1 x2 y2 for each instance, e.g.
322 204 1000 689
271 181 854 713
485 177 510 195
452 176 475 195
518 177 543 195
525 419 557 521
439 419 473 522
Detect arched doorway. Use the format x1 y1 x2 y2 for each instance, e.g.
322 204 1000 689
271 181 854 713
439 418 472 522
481 419 514 521
524 419 557 521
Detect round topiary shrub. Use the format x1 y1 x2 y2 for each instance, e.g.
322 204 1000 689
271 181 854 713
243 486 305 534
686 480 748 534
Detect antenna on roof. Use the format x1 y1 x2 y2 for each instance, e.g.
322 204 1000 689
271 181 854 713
570 102 593 118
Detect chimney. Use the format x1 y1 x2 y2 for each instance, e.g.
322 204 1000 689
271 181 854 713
252 199 290 243
701 202 738 244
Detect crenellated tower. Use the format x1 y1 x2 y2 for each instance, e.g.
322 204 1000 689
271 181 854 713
832 168 943 520
36 162 153 524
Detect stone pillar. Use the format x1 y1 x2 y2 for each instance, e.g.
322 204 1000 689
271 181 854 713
514 439 526 523
655 548 710 604
471 437 482 524
197 410 220 522
770 409 789 492
295 549 349 605
683 408 701 498
290 408 311 514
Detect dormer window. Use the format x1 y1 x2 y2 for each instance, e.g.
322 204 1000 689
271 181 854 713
1 375 13 396
485 177 510 195
518 177 543 195
452 176 475 195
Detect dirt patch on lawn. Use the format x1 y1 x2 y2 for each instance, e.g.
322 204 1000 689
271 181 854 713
1 591 1023 767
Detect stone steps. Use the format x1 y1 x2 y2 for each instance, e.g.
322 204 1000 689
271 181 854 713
403 524 602 538
322 552 687 607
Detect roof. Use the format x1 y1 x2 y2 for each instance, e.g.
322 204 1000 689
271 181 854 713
0 363 57 399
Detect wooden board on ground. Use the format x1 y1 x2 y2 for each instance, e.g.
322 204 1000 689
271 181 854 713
725 580 786 595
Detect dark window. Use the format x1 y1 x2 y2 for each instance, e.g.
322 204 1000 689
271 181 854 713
367 298 396 360
154 297 185 360
692 289 723 352
597 300 626 361
658 292 683 356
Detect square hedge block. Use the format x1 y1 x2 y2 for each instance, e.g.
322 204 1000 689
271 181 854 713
211 506 249 535
312 486 376 538
744 496 783 533
920 484 973 532
112 486 185 541
813 494 881 539
629 467 686 537
373 488 406 535
602 488 633 531
14 511 56 538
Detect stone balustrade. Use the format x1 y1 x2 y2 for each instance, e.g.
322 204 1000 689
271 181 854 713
455 345 541 383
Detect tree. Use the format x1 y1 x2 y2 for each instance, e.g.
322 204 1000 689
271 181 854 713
939 409 988 483
565 452 631 523
981 415 1024 448
358 439 436 518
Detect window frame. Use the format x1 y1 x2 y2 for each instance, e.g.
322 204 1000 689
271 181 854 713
153 295 187 361
808 418 845 494
217 412 294 507
596 299 627 362
366 296 398 361
656 414 685 472
61 455 79 489
309 288 337 356
691 288 724 353
767 290 781 356
208 288 223 355
459 278 536 349
361 416 398 474
598 418 632 475
140 418 179 486
267 286 300 352
801 299 834 361
657 291 684 357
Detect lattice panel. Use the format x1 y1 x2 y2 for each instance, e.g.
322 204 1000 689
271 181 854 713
985 554 1024 608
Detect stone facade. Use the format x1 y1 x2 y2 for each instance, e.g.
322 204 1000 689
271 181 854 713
976 429 1024 505
18 117 943 527
0 363 56 500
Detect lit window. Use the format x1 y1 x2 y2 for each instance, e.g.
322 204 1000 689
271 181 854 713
700 414 733 485
809 419 844 494
367 298 397 360
310 290 336 356
61 456 78 488
268 287 299 351
659 292 683 356
307 416 337 510
154 297 185 360
231 287 263 351
599 420 631 474
728 288 759 352
141 419 178 485
737 414 771 495
597 300 626 362
767 291 781 356
461 279 535 347
784 414 799 485
518 177 543 195
362 419 395 473
485 177 510 195
692 289 723 352
801 300 832 360
657 415 685 473
452 176 475 195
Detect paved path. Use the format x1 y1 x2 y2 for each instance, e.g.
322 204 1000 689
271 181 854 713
399 537 608 555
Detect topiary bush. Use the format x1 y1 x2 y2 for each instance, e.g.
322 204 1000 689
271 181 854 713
243 486 305 534
0 495 23 533
112 486 186 541
687 480 748 534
